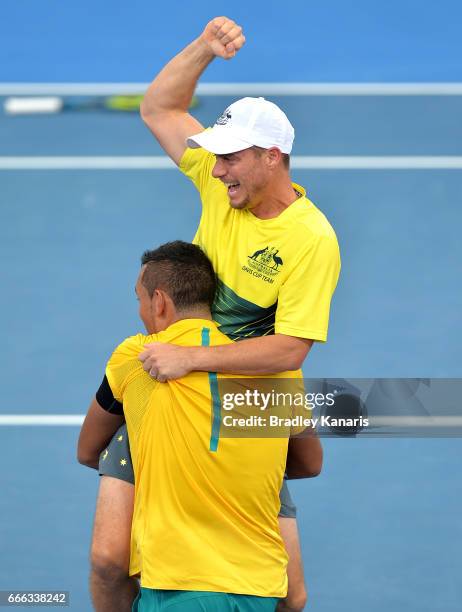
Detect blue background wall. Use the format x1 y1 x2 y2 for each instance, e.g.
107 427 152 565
2 0 462 82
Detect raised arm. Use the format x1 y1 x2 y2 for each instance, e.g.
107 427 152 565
140 17 245 165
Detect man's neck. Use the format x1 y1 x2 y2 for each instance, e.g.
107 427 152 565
250 181 299 220
169 308 213 327
148 308 213 335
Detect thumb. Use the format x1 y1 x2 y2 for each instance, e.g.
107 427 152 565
139 347 154 361
225 42 236 57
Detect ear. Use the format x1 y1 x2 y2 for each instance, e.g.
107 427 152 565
266 147 282 169
152 289 166 317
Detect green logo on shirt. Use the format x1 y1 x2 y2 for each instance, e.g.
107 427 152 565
246 246 283 280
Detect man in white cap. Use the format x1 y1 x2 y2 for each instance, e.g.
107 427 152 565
85 16 340 612
139 17 339 378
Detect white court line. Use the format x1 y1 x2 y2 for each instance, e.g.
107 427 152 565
1 414 461 427
2 156 462 170
0 156 175 170
1 82 462 96
368 416 462 427
290 157 462 169
0 415 84 426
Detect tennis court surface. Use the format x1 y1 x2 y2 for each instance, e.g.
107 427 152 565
1 85 461 610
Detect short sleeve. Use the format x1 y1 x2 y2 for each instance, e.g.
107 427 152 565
105 334 152 403
275 234 341 341
96 375 123 414
179 142 216 196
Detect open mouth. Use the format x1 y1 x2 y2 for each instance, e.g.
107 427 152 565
227 183 240 196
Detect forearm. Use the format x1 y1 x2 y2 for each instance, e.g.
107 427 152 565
90 570 138 612
286 434 323 479
140 37 214 117
189 335 311 375
77 398 124 468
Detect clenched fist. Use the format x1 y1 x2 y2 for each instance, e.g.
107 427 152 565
201 16 246 60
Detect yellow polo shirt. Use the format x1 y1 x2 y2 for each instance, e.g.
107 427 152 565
180 147 341 341
105 318 296 597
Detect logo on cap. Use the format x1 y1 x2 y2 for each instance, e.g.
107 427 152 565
215 108 232 126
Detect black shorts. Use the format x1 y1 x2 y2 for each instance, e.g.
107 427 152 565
99 424 297 518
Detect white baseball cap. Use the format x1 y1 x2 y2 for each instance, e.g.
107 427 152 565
187 97 295 155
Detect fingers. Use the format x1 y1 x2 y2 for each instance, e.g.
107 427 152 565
216 23 242 46
138 345 153 363
209 17 245 55
139 347 155 375
225 43 236 58
231 34 245 52
139 355 152 373
211 16 227 33
138 342 184 382
140 345 167 381
149 367 166 383
225 34 245 57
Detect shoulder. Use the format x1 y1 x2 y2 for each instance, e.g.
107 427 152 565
281 201 339 270
179 145 231 209
108 333 152 366
179 143 216 190
283 199 340 271
179 145 213 174
298 198 338 242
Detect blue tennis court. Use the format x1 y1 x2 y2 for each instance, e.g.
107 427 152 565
1 2 462 611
